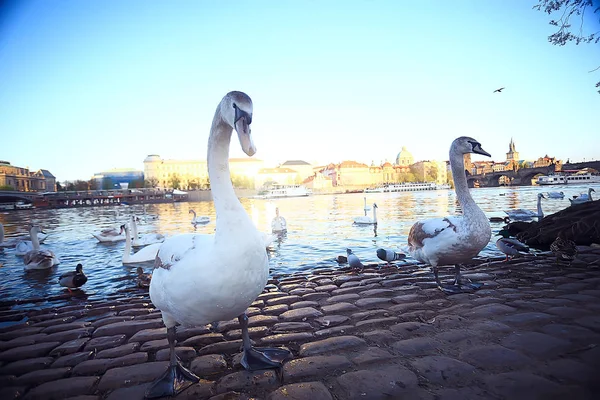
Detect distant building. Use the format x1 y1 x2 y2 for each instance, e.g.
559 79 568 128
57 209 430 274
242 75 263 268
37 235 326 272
411 160 448 184
255 167 301 188
506 138 520 170
143 154 264 190
280 160 314 181
395 146 414 166
0 160 56 192
534 155 562 170
92 168 144 190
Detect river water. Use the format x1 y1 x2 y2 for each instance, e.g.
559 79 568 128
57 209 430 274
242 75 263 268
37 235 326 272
0 184 596 309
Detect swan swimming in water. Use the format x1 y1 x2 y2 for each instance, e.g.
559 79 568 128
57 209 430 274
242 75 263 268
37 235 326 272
23 225 60 270
189 209 210 225
121 223 161 264
271 207 287 233
569 188 595 205
145 91 291 398
546 191 564 199
505 193 545 220
130 216 165 247
0 223 48 248
407 137 492 294
353 203 378 225
92 226 126 243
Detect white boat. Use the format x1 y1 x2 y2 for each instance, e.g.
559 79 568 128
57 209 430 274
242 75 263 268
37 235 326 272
364 182 450 193
258 184 312 199
364 187 385 193
536 173 600 186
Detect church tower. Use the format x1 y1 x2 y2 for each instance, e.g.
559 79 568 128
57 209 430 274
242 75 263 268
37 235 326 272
506 138 519 169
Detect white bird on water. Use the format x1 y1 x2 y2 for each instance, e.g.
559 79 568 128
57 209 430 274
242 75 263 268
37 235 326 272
120 223 161 264
189 209 210 225
130 216 165 247
569 188 595 205
23 225 60 270
353 203 378 225
546 191 564 199
407 137 492 294
505 193 545 221
145 91 291 398
271 207 287 233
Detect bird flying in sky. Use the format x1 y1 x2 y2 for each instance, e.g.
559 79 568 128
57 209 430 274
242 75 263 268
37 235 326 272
493 87 505 93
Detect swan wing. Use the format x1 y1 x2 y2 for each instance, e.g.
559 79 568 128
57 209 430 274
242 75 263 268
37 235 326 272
154 234 213 271
408 217 463 264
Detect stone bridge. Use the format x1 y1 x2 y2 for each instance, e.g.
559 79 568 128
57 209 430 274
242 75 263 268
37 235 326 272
467 165 556 188
0 191 42 204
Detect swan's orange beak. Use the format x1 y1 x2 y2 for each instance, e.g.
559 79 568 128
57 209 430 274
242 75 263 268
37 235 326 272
235 115 256 157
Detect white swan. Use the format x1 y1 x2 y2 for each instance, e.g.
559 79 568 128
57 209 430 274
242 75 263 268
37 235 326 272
354 203 378 225
92 226 126 243
271 207 287 233
569 188 595 205
407 137 492 294
546 191 564 199
23 225 60 270
1 222 48 248
505 193 545 220
121 223 161 264
130 216 165 247
145 92 291 398
363 197 371 216
189 209 210 225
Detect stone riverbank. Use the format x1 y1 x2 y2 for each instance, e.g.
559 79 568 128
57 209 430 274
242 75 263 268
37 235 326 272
1 248 599 400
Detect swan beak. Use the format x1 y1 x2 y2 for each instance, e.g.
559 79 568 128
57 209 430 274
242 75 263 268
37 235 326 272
235 115 256 157
473 144 491 157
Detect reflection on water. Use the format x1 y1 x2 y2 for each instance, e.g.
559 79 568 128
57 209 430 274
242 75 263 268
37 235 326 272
0 183 597 306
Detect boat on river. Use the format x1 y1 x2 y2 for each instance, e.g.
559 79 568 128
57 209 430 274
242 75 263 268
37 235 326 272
256 184 312 199
364 182 450 193
536 172 600 186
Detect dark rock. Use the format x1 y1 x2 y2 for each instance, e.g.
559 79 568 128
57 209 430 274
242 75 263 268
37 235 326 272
314 325 356 337
267 381 333 400
97 361 169 391
51 351 94 368
410 356 478 385
24 376 99 400
155 347 196 362
15 367 71 386
0 357 53 376
0 341 60 362
336 366 419 400
459 345 533 370
181 333 225 347
84 335 127 352
271 322 313 333
391 337 438 357
299 336 366 357
49 338 90 357
96 342 140 359
92 319 163 338
261 332 314 345
500 332 572 357
197 339 243 356
315 315 350 327
484 371 572 399
190 354 228 376
350 347 394 365
282 355 352 382
128 327 166 343
139 338 169 352
279 307 323 322
320 303 358 314
216 370 278 393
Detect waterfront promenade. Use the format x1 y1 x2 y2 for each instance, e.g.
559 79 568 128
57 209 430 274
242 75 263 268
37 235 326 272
1 250 599 400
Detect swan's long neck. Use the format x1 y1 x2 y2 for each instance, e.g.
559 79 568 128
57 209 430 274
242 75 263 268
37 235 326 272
0 223 4 243
537 196 543 217
30 227 41 250
449 149 482 218
131 218 138 240
372 206 377 222
589 189 594 200
208 106 251 230
123 226 132 256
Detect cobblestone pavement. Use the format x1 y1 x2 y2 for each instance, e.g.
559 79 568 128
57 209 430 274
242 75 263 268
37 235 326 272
1 247 599 400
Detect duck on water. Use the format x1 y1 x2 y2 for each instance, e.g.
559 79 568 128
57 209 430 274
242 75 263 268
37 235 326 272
145 92 291 398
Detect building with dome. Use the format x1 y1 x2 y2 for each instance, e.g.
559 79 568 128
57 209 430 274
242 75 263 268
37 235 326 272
395 146 414 167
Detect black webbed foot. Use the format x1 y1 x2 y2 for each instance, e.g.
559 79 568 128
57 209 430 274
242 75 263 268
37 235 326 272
144 361 199 399
241 346 292 371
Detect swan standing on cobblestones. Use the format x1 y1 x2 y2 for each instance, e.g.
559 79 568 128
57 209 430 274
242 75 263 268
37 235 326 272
146 92 291 399
407 137 492 294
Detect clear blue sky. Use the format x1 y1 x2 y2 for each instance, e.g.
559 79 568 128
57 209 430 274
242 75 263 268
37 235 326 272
1 0 598 182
